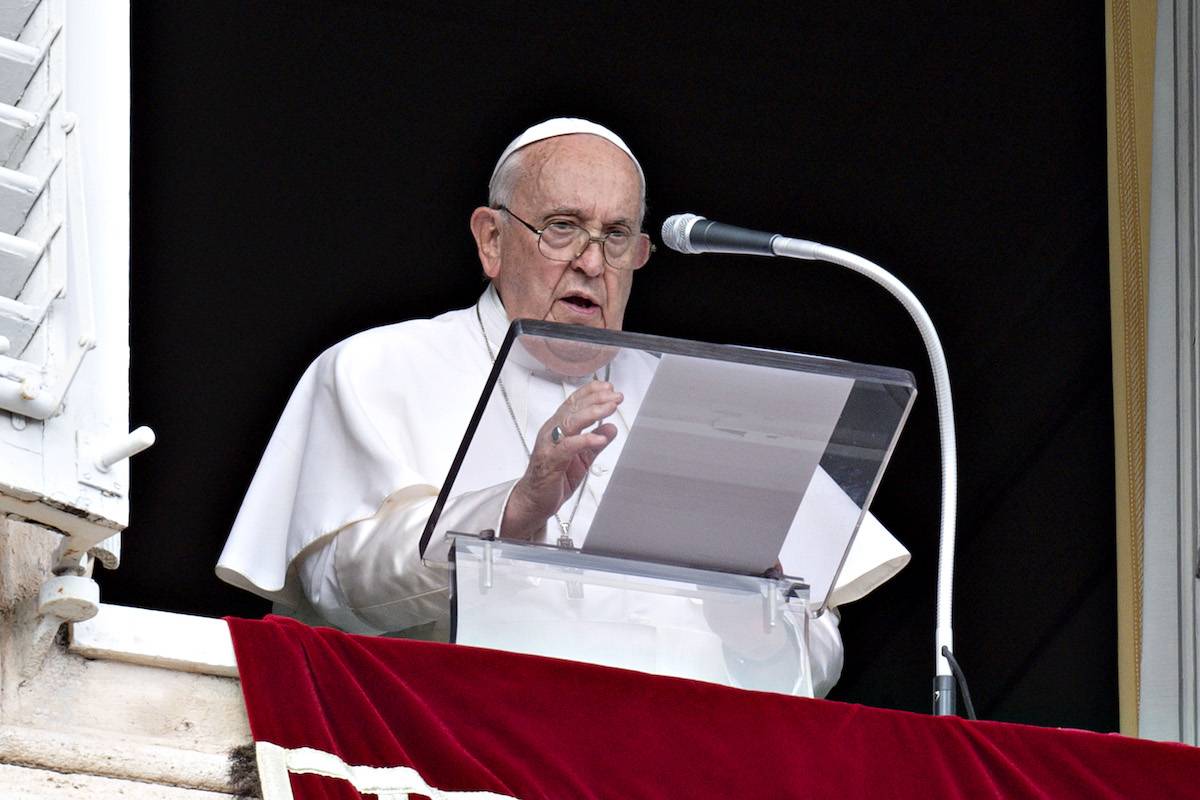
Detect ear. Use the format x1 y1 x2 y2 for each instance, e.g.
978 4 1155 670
470 206 503 279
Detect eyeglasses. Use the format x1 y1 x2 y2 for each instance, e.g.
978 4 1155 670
498 206 653 271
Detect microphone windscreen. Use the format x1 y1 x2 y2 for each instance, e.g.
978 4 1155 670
661 213 704 253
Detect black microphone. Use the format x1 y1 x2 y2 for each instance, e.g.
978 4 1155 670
660 213 780 256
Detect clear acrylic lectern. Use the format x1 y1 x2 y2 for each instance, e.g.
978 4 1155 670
419 320 915 696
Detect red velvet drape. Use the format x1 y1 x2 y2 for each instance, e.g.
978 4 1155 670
228 615 1199 798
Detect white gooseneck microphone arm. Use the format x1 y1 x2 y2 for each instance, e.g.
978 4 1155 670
662 213 959 716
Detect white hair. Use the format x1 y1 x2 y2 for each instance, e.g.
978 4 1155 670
487 146 529 211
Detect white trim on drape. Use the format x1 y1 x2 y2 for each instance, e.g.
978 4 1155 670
255 740 522 800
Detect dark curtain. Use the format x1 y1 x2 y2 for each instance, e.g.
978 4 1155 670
113 2 1115 730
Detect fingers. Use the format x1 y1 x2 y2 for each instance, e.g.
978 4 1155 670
555 381 622 438
508 384 622 534
562 424 618 487
535 424 615 475
591 421 618 444
525 381 622 487
561 421 618 459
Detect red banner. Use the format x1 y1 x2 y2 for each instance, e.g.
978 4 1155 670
228 615 1200 799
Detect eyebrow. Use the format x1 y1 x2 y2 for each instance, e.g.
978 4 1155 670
543 206 635 229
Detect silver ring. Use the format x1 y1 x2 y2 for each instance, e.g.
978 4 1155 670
551 425 564 444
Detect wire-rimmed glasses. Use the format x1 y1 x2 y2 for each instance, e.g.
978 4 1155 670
498 205 653 271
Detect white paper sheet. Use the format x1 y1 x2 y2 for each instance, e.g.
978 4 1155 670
582 354 854 577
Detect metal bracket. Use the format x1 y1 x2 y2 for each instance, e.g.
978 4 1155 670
22 533 101 679
76 431 120 495
75 426 155 496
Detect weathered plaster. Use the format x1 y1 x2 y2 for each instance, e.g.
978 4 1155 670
1 762 234 799
1 519 251 797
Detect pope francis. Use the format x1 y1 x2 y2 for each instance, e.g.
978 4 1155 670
216 118 909 697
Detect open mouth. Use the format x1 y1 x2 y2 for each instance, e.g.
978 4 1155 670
560 294 599 313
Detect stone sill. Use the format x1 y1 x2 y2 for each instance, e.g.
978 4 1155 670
70 603 238 677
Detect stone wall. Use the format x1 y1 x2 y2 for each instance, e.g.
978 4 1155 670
0 519 251 798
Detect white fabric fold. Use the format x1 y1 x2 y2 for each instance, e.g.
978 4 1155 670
217 288 506 607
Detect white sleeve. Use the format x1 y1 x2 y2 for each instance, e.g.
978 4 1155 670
713 596 843 697
807 607 844 698
296 481 515 633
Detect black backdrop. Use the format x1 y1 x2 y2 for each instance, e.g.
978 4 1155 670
110 2 1116 730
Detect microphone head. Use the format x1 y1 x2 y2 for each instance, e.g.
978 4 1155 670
661 213 705 254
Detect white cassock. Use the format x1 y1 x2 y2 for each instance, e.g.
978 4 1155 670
217 285 910 697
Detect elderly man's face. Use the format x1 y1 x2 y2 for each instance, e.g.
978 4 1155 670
479 134 643 331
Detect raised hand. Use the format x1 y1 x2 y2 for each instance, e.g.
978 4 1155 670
501 380 623 541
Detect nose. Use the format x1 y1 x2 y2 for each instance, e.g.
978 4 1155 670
571 237 606 277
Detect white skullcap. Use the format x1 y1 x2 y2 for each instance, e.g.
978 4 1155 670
488 117 645 194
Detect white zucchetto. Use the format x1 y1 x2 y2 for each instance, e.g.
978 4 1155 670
488 117 645 193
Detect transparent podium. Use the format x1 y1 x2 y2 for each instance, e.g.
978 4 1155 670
420 320 915 696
